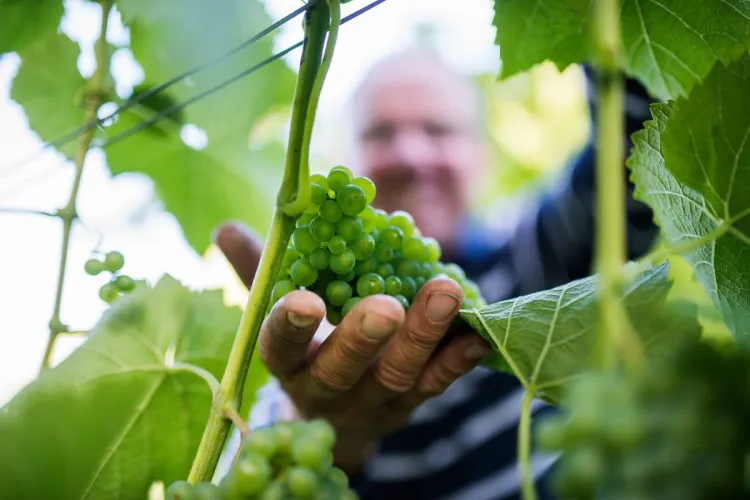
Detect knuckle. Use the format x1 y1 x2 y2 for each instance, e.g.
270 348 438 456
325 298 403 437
404 323 443 351
336 334 377 366
308 362 352 395
375 360 416 393
419 363 463 396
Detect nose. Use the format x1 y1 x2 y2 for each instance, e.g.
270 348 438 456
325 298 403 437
387 126 439 176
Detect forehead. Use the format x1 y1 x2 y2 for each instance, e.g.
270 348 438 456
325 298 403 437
353 57 478 129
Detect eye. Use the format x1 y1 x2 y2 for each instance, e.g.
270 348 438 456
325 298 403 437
362 123 394 143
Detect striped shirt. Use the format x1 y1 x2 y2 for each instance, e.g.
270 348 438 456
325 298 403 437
226 78 659 499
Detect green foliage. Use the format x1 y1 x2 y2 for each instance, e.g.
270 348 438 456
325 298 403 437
629 53 750 343
9 33 87 159
0 276 268 499
459 262 701 405
0 0 64 55
492 0 750 99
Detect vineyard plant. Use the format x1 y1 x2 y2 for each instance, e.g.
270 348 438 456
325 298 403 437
1 0 750 498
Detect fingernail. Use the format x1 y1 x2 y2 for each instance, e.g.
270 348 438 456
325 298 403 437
362 314 397 340
464 342 491 361
426 292 459 322
288 311 316 328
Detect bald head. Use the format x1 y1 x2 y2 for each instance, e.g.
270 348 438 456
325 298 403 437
346 48 489 253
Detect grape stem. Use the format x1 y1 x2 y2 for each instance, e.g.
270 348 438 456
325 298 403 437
591 0 643 373
224 407 250 437
39 0 112 374
187 2 333 483
0 207 57 217
519 390 537 500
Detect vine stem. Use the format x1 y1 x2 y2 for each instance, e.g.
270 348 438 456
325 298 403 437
187 3 332 483
519 389 538 500
39 0 112 374
590 0 642 372
0 207 56 217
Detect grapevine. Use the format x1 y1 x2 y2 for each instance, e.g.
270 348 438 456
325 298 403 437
84 251 138 303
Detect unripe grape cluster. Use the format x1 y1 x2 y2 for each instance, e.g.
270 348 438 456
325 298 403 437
272 166 484 325
84 251 135 303
166 419 358 500
536 341 750 500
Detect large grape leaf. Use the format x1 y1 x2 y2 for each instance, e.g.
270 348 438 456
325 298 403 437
460 262 701 405
493 0 750 100
628 54 750 343
0 0 64 55
9 32 87 159
104 103 282 251
0 276 268 499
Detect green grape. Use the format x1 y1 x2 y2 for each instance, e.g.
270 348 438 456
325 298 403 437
420 262 434 279
335 216 363 241
309 248 331 271
104 251 125 272
273 421 299 455
342 297 361 316
290 260 318 287
327 236 347 255
349 233 375 260
423 237 441 262
114 274 135 292
336 184 367 216
308 419 336 449
415 277 426 289
369 227 380 242
99 283 119 303
234 453 272 495
165 480 195 500
359 205 377 233
354 255 378 275
400 276 417 301
402 237 427 260
351 176 376 204
310 216 336 243
327 468 349 488
395 259 421 278
374 242 394 263
310 173 330 192
356 273 385 297
84 258 103 276
304 202 320 214
394 294 410 310
330 249 356 275
283 249 302 269
442 263 466 281
388 211 415 237
339 490 359 500
292 226 319 255
338 270 356 282
374 208 390 230
219 474 242 500
292 436 330 471
327 167 351 192
287 466 319 499
326 281 353 307
311 183 328 206
385 276 402 296
376 262 395 277
327 306 343 326
242 427 278 458
319 200 343 223
381 226 404 250
258 482 289 500
193 482 222 500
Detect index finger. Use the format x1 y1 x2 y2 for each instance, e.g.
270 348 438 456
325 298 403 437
214 222 263 289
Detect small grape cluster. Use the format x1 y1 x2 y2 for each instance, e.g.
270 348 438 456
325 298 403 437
272 166 484 325
166 419 358 500
84 251 135 303
536 341 750 500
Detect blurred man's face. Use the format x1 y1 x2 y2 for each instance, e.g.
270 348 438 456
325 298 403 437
352 56 487 250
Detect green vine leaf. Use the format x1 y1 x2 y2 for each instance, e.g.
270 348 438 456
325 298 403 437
0 0 64 55
0 276 268 499
493 0 750 100
459 262 700 405
9 33 87 159
629 53 750 343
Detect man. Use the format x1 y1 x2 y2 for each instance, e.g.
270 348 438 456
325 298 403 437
214 49 657 499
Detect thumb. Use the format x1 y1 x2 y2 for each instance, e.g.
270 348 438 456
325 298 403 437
213 221 263 289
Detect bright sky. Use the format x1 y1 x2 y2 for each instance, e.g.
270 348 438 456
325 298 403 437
0 0 500 405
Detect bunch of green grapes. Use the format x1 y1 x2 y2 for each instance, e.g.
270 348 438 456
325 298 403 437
536 341 750 500
84 251 135 303
271 166 484 325
166 419 358 500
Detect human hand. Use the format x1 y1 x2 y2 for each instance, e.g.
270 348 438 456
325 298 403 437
214 222 492 474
